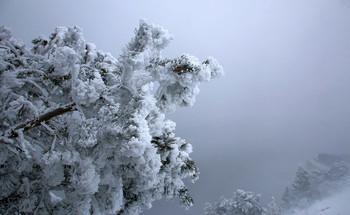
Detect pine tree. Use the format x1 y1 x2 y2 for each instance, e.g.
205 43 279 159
325 161 349 182
291 165 311 194
204 189 265 215
266 197 282 215
280 187 292 211
280 165 311 212
0 20 223 214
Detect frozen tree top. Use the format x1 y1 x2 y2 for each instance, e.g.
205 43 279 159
0 20 223 215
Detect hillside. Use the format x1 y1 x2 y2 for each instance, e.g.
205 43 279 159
288 184 350 215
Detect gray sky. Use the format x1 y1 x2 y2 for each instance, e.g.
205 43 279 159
1 0 350 214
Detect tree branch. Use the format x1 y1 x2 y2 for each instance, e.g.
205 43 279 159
8 103 77 138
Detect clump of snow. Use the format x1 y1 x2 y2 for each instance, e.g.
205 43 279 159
49 191 63 205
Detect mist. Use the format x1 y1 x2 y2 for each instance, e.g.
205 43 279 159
1 0 350 214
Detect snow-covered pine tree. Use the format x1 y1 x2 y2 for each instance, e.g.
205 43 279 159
266 197 282 215
280 187 292 211
309 159 350 198
281 165 311 212
204 189 265 215
291 165 311 195
0 20 223 214
325 161 349 182
280 156 350 213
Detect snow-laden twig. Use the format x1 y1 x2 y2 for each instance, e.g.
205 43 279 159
24 79 49 98
1 60 17 70
0 135 22 154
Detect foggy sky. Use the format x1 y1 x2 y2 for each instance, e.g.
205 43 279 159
1 1 350 214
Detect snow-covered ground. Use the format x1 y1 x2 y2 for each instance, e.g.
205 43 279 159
288 185 350 215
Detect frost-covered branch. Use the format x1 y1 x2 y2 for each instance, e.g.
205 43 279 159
7 103 76 138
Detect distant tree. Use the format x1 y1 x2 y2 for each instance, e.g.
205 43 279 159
207 155 350 215
325 161 349 182
266 197 282 215
280 158 350 213
280 187 292 211
291 165 311 194
281 165 311 211
0 20 224 214
315 161 350 196
204 189 265 215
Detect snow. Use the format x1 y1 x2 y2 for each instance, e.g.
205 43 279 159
288 185 350 215
49 191 63 205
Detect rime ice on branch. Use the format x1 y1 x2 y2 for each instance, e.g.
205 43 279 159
0 20 223 214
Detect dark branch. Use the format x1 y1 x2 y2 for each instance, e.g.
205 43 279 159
9 103 77 138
